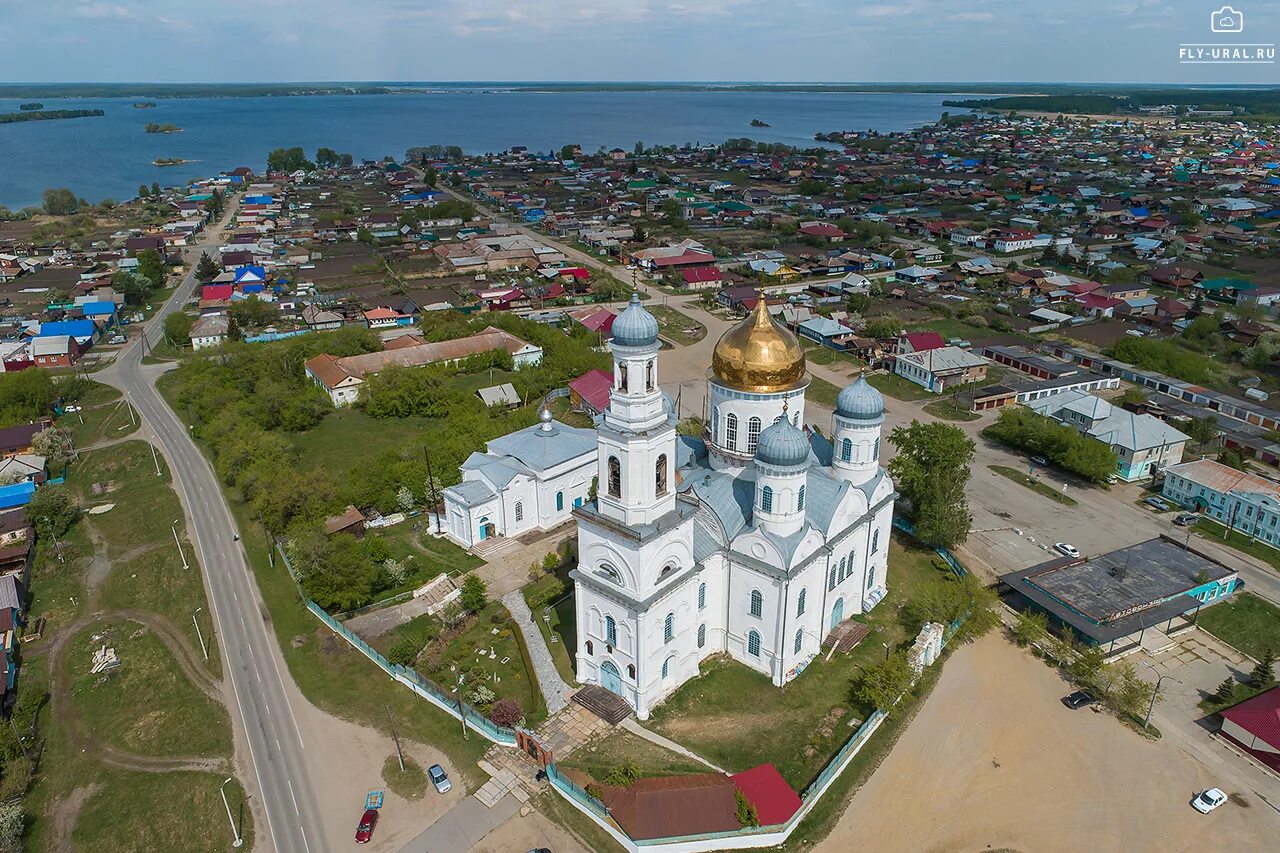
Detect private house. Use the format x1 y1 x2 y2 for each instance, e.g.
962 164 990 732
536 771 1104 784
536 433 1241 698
189 315 230 351
894 265 938 284
1025 389 1188 481
0 455 45 486
363 306 414 329
301 305 344 331
31 335 80 368
797 316 856 349
441 411 597 548
1217 686 1280 773
568 369 612 416
893 346 989 393
0 422 50 457
35 319 96 347
895 331 945 354
681 266 724 289
304 327 542 406
1162 459 1280 550
798 221 845 242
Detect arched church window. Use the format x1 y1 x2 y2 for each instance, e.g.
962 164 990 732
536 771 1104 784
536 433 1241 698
761 485 773 513
586 640 594 655
725 413 738 450
867 568 876 590
618 362 628 391
698 582 706 610
747 417 761 452
841 437 852 462
712 405 720 443
607 456 621 497
656 454 668 496
646 359 655 392
747 630 761 657
514 501 524 522
627 664 636 678
797 485 805 511
697 623 706 648
606 615 617 647
794 628 804 654
749 589 763 618
797 588 807 617
873 437 880 458
598 563 622 585
664 612 675 643
872 529 880 554
828 564 837 591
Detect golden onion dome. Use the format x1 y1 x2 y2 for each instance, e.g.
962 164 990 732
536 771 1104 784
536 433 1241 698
712 295 806 393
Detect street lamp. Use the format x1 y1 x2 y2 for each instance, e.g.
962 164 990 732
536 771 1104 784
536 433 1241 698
171 519 189 571
192 607 209 661
1140 661 1179 733
219 777 244 848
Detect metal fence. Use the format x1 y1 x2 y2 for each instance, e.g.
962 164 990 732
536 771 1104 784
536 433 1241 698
545 763 611 819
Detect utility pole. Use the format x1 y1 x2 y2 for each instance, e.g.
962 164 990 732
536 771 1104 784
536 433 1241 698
192 607 209 661
149 441 161 477
423 446 443 534
171 520 189 570
219 778 244 848
1141 662 1178 733
456 672 469 740
386 706 405 771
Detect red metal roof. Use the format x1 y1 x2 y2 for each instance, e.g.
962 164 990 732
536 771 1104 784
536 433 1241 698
731 764 801 826
1221 685 1280 748
569 369 612 412
201 284 233 301
903 331 945 352
682 266 723 283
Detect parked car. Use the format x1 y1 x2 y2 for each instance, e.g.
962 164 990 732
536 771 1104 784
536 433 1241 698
1062 690 1094 710
108 334 126 344
1054 542 1080 559
1191 788 1227 814
1143 496 1171 512
1030 455 1048 466
355 809 379 843
1173 512 1199 527
428 763 452 794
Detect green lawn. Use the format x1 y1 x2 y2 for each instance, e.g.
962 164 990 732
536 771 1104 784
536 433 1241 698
559 728 711 783
867 372 934 402
67 620 231 758
803 343 862 369
1196 517 1280 572
649 304 707 346
415 601 549 728
923 399 980 422
1198 593 1280 660
354 524 483 604
291 408 436 474
72 441 183 559
807 376 841 408
988 465 1079 506
647 531 956 789
906 318 1003 343
65 398 140 449
72 771 253 853
382 755 430 800
523 569 578 686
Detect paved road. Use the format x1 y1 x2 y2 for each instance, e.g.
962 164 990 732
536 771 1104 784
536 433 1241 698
98 215 327 853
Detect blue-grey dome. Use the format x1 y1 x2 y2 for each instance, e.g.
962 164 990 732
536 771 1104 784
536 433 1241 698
755 415 811 468
611 293 659 347
836 375 885 421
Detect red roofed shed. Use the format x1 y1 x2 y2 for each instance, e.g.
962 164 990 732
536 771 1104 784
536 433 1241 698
731 764 802 826
1218 685 1280 772
569 369 612 415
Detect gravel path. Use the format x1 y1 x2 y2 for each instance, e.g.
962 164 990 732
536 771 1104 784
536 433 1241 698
502 591 574 713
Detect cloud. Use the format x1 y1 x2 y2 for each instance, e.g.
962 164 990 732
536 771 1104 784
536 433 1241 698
73 2 134 19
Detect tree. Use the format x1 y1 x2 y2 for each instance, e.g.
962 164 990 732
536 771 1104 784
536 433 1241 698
267 146 313 173
460 573 488 613
150 181 161 197
1213 677 1238 705
1118 387 1147 407
854 651 915 714
356 227 376 245
888 420 974 549
315 147 340 168
135 248 165 289
863 315 901 340
31 425 74 470
42 187 78 216
1011 610 1048 648
1177 415 1219 447
208 188 224 220
1066 645 1106 692
164 311 194 345
290 529 381 611
25 484 78 538
388 634 423 667
138 183 150 198
228 295 281 330
196 251 221 281
226 313 243 342
489 698 523 727
1106 660 1158 721
1252 648 1276 687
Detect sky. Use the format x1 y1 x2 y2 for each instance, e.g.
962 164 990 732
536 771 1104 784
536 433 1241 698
1 0 1277 84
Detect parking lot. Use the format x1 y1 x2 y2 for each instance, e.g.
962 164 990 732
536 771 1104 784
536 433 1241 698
818 634 1280 853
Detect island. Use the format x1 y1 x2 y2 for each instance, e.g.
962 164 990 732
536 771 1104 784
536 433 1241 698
750 118 771 127
152 157 192 167
0 109 105 124
145 123 183 133
18 102 43 111
133 102 158 108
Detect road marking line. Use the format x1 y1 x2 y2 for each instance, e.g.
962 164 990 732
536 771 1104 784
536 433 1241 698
288 779 300 815
300 825 312 853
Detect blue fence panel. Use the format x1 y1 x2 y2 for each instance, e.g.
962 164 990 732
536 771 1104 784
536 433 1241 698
546 764 611 819
892 514 968 577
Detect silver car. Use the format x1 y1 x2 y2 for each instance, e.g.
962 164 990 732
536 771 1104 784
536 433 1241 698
428 763 451 794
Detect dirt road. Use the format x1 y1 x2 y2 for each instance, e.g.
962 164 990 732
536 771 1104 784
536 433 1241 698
816 633 1280 853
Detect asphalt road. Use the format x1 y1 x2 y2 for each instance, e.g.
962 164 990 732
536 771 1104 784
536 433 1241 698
98 222 326 853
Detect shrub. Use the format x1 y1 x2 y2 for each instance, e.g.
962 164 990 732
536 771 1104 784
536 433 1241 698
489 698 523 727
460 574 488 612
735 789 759 827
1011 611 1048 648
387 635 423 667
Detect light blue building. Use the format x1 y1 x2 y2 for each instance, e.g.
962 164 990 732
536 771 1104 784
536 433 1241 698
1163 458 1280 551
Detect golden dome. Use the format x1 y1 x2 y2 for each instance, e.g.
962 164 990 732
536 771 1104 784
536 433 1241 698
712 295 807 393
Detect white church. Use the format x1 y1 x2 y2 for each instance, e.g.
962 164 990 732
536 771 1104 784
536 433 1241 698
571 293 897 720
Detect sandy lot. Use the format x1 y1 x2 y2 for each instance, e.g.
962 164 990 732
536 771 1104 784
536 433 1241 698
469 807 590 853
816 634 1280 853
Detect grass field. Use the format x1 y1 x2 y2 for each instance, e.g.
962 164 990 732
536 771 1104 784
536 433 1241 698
65 398 139 449
1198 593 1280 661
807 376 841 408
559 728 711 782
71 771 253 852
647 531 956 789
988 465 1079 506
523 569 578 685
804 343 863 369
358 524 484 602
867 372 934 402
382 755 430 800
67 620 231 758
923 399 980 422
1196 517 1280 572
649 304 707 346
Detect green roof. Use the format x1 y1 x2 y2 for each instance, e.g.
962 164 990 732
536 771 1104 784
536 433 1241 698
1198 277 1255 291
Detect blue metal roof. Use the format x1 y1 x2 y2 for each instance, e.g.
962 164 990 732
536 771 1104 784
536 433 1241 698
80 302 117 316
486 420 597 472
38 319 95 339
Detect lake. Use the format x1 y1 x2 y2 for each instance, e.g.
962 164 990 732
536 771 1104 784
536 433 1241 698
0 89 965 209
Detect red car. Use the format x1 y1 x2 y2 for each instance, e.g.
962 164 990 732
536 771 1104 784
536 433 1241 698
355 809 378 844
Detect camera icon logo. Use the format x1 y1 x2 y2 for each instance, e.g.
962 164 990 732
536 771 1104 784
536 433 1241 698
1210 5 1244 32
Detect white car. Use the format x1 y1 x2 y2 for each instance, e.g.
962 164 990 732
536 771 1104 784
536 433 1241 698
1192 788 1227 814
1054 543 1080 559
428 763 451 794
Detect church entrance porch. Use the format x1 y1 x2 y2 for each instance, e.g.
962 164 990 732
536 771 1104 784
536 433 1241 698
599 660 624 696
829 596 845 632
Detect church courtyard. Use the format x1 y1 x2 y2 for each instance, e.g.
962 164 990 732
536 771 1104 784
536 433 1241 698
642 529 958 789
